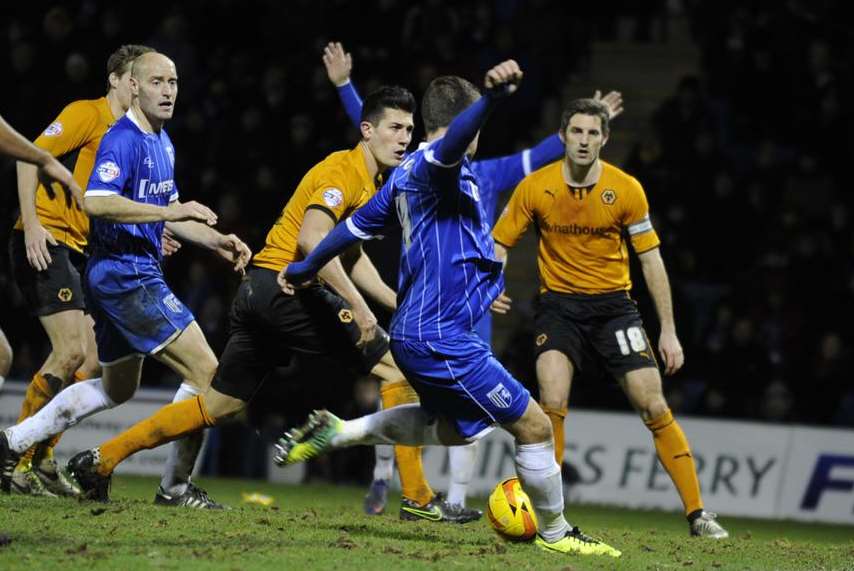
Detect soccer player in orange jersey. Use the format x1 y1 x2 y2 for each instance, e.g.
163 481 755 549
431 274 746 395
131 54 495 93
8 45 161 497
0 112 79 400
492 99 729 539
55 84 479 523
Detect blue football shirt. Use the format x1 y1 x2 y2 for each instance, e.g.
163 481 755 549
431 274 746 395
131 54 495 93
85 108 178 264
347 140 505 342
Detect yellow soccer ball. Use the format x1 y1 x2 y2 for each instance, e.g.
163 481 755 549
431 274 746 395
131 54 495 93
486 477 538 541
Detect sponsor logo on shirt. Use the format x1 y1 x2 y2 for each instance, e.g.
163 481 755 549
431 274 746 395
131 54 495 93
323 188 344 208
43 122 63 137
97 161 121 183
137 178 175 199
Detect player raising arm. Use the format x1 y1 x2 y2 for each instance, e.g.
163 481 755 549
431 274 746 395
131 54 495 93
276 61 621 559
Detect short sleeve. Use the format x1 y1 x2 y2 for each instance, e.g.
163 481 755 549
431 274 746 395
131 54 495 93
34 101 100 158
304 169 362 223
623 177 660 253
85 130 135 197
492 178 535 248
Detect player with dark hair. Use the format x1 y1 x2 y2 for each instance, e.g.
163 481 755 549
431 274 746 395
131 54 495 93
0 53 251 509
491 97 728 538
322 41 624 515
8 44 154 497
275 60 622 558
41 73 480 523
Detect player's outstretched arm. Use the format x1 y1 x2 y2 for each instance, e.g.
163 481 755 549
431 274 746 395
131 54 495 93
84 195 217 225
637 247 684 375
165 214 251 273
323 41 363 129
432 60 523 167
279 220 363 294
473 89 623 196
0 114 82 204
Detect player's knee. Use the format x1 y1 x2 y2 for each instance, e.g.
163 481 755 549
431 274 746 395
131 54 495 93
512 403 553 444
52 344 87 378
642 398 669 421
203 390 245 422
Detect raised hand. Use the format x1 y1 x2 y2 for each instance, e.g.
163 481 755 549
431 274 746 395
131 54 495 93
593 90 625 120
323 42 353 87
485 60 523 96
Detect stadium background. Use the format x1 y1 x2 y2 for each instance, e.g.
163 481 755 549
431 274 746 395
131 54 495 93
0 0 852 484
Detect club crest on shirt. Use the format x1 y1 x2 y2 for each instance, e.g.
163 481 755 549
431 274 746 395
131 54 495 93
57 288 73 302
165 146 175 166
162 293 183 313
97 161 121 183
43 122 63 137
144 156 154 169
486 383 512 409
601 189 617 205
323 188 344 208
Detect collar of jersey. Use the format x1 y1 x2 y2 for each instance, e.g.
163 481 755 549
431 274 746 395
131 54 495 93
126 108 154 136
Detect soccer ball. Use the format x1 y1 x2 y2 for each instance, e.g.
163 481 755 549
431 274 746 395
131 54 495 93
486 477 538 541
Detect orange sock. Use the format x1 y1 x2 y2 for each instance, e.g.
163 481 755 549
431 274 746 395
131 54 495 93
16 373 61 423
541 404 568 465
381 380 434 506
645 409 703 516
96 395 215 476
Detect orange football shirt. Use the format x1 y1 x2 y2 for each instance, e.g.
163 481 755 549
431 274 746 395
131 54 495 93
14 97 116 253
253 145 379 272
493 160 660 294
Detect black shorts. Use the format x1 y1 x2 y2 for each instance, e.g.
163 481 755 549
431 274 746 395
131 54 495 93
534 290 658 378
211 266 390 402
8 229 87 316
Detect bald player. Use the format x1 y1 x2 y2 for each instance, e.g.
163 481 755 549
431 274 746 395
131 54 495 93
492 98 728 539
0 53 251 509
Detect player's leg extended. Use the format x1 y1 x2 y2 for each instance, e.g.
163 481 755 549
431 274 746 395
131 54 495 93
372 352 435 507
502 400 620 557
151 321 218 499
2 354 136 494
536 350 573 465
620 367 727 538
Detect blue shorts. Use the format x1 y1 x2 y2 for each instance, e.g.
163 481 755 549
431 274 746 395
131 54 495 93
84 257 195 364
390 333 530 440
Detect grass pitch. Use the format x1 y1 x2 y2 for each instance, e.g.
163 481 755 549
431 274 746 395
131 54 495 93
1 476 852 570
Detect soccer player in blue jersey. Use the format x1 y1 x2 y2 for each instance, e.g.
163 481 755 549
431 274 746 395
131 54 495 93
322 41 624 515
0 53 251 507
275 60 621 558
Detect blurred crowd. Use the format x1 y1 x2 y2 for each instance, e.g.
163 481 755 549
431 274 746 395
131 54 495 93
0 0 851 466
